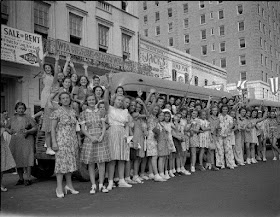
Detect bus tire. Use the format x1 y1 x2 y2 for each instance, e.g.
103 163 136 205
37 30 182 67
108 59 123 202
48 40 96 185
31 159 55 179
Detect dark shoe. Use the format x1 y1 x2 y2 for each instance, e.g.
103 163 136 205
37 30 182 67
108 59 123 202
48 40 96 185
16 179 24 186
198 165 206 171
211 165 220 171
25 180 32 186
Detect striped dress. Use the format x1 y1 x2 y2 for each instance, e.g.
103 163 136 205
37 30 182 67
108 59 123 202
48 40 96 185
107 105 130 161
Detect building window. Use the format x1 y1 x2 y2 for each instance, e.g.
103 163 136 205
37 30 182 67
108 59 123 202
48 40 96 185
263 24 265 34
186 48 190 54
237 4 243 14
240 71 247 81
184 34 189 44
239 55 246 65
219 25 225 36
69 13 83 45
258 4 261 14
265 56 268 67
183 3 188 13
184 18 189 29
201 45 207 55
261 54 263 65
260 37 262 47
221 58 226 68
121 1 127 11
271 60 273 70
1 0 9 25
144 29 148 37
264 40 267 51
212 59 216 65
155 26 160 36
155 1 159 6
259 21 262 31
212 43 215 51
210 28 214 35
168 22 173 32
194 76 198 86
98 24 109 52
210 12 213 19
169 37 174 46
34 1 50 38
144 15 148 24
220 42 225 52
168 8 172 17
204 79 208 86
263 88 265 98
201 29 206 40
155 12 160 21
269 30 272 40
172 69 177 81
238 21 245 31
218 10 224 19
199 1 205 9
261 71 264 81
122 33 131 59
239 38 245 48
262 8 265 18
200 14 206 24
143 1 147 10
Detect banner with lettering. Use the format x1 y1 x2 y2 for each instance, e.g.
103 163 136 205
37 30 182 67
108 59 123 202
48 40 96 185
1 25 43 67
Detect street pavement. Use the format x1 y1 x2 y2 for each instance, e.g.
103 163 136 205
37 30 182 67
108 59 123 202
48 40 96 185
1 151 280 217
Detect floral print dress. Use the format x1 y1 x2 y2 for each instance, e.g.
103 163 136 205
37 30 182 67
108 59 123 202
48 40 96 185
146 115 159 157
199 119 210 148
216 114 235 168
189 118 200 148
50 107 79 174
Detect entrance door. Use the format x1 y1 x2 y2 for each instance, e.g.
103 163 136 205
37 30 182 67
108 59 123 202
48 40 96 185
1 76 17 116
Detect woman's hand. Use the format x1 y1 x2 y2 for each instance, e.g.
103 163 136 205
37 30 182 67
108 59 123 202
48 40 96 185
43 51 49 58
89 136 97 143
66 54 71 62
137 89 143 97
55 53 60 61
83 63 88 70
69 62 74 68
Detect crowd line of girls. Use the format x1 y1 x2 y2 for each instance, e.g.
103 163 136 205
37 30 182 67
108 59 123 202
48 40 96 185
1 51 280 196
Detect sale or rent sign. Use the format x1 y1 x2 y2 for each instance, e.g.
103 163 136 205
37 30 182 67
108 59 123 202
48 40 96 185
1 25 43 67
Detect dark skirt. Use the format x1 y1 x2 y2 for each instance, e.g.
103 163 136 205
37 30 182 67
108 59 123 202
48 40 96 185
173 137 182 154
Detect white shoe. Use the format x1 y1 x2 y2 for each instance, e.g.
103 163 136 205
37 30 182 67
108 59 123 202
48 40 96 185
190 166 195 173
46 148 55 155
256 156 262 161
273 157 277 161
148 173 155 180
172 169 176 173
140 174 149 180
44 143 47 148
125 178 137 184
220 166 225 169
118 181 132 188
182 170 191 175
164 174 170 180
246 158 251 165
251 158 257 164
138 176 144 181
132 176 144 184
90 185 96 194
263 157 267 162
169 170 175 177
154 174 166 182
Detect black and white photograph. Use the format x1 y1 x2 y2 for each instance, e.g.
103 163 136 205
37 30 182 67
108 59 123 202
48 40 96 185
1 1 280 217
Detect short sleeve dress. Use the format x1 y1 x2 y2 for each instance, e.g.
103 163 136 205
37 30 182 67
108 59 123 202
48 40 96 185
198 119 210 148
40 73 54 108
107 105 130 161
268 118 278 141
50 107 79 174
8 114 36 168
189 118 200 148
132 117 145 158
79 108 110 164
146 115 159 157
209 115 220 150
156 123 170 157
1 128 16 172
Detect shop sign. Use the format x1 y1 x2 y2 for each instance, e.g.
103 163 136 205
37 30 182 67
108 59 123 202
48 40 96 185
55 39 152 75
1 25 43 67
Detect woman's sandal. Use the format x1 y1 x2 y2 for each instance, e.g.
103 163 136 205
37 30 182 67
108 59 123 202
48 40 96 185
99 185 109 193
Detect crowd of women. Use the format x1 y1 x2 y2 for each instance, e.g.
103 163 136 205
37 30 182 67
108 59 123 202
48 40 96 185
1 50 280 198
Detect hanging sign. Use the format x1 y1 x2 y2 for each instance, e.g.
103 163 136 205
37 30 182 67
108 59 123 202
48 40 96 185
1 25 43 67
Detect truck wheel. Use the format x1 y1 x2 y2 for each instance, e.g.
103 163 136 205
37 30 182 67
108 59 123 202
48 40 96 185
31 159 55 179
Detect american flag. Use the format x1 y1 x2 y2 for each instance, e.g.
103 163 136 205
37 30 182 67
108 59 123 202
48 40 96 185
269 77 279 95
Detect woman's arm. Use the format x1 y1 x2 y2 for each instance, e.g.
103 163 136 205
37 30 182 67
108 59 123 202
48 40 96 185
145 89 156 105
69 61 77 75
98 119 106 142
104 73 111 111
80 124 96 143
52 53 60 88
51 119 58 150
63 54 71 77
83 63 89 78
